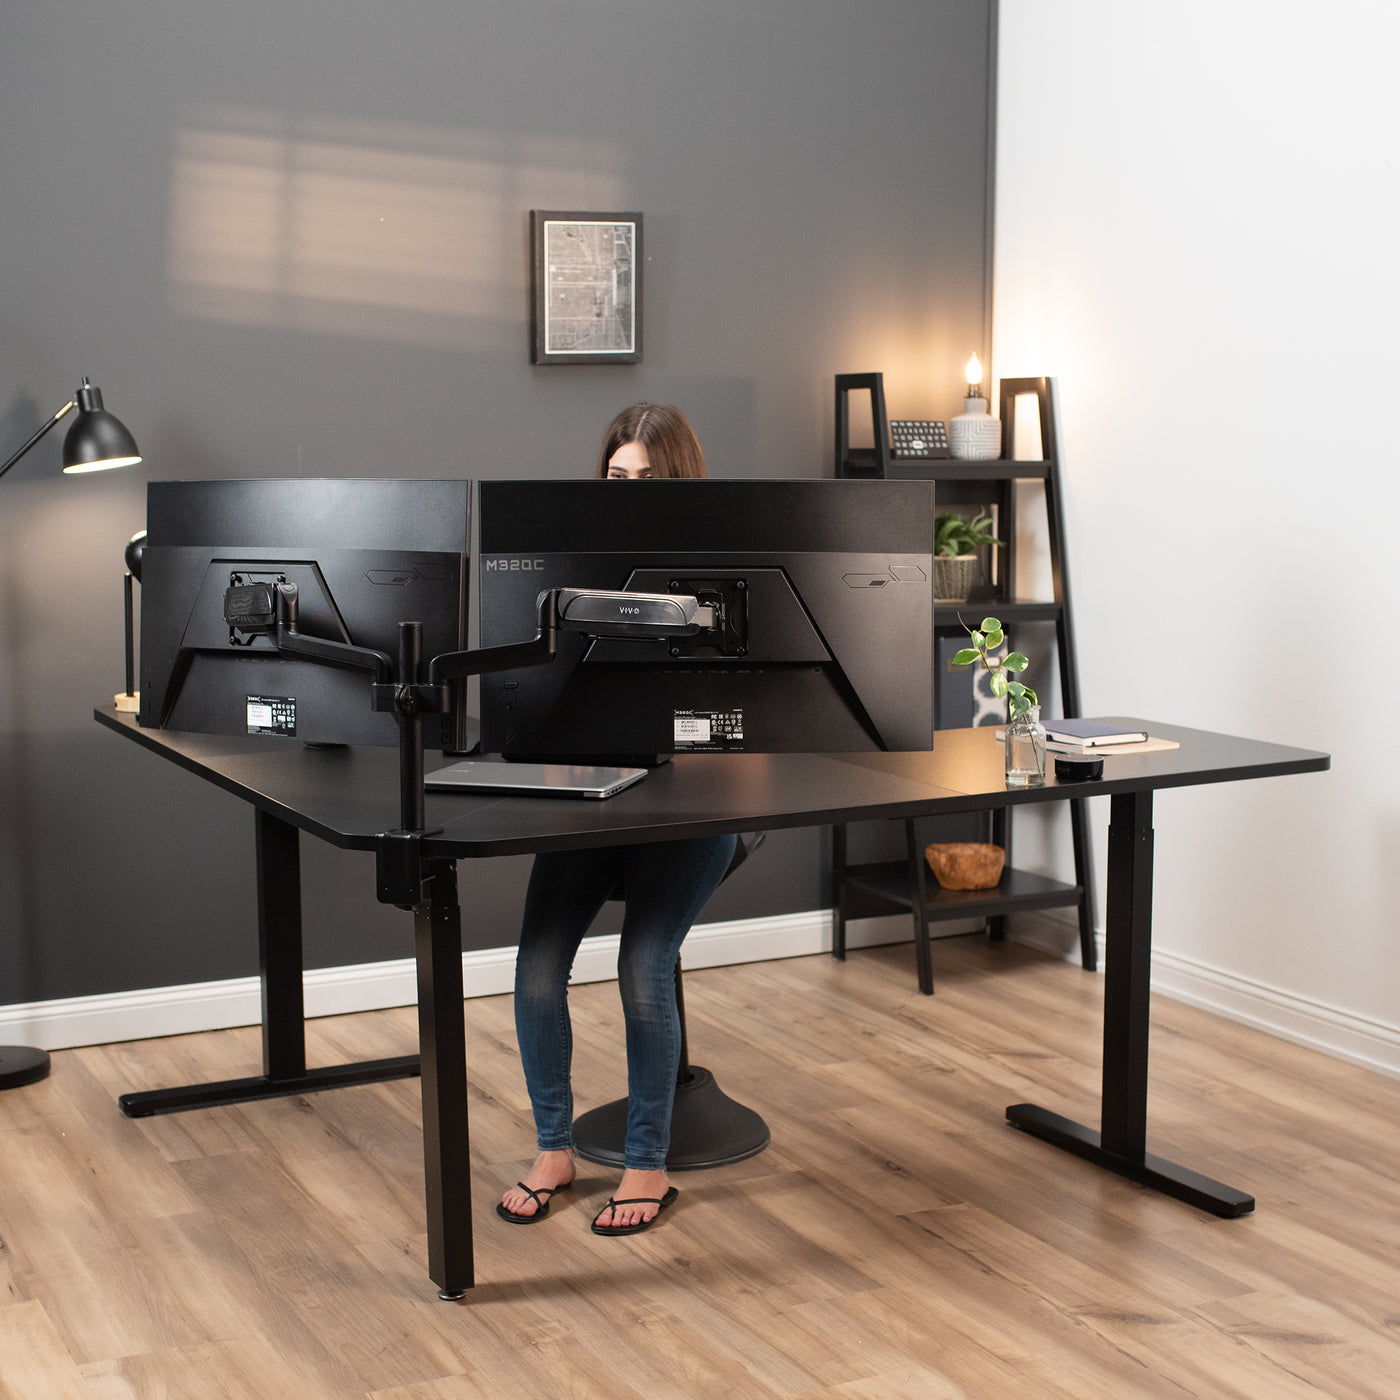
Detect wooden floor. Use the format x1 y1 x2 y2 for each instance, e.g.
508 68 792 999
3 937 1400 1400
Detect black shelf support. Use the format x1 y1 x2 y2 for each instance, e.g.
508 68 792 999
835 372 891 478
831 374 1098 991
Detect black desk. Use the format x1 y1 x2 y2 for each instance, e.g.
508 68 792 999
95 709 1328 1299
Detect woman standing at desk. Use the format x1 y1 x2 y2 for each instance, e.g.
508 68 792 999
497 403 737 1235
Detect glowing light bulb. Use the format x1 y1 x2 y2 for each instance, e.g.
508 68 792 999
950 352 1001 460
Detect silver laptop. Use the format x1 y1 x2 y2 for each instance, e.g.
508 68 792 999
425 758 647 799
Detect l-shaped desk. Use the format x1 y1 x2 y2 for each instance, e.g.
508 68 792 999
95 708 1328 1299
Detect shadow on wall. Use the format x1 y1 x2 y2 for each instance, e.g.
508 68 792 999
166 106 629 350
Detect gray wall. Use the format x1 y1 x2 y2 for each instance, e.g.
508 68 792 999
1 0 995 1004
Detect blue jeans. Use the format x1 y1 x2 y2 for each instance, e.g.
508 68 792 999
513 833 738 1171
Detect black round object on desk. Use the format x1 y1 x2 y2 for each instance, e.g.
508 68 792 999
1054 754 1104 781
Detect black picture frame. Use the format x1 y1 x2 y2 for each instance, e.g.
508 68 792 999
530 211 643 365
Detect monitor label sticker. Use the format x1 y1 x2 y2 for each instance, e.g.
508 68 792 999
674 708 743 749
247 695 296 737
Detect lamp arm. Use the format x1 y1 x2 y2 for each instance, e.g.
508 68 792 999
0 400 75 481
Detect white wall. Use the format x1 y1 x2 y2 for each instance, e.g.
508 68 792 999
994 2 1400 1072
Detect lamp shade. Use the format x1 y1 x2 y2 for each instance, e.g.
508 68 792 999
61 380 141 474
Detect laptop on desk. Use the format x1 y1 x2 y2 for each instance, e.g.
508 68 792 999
425 758 647 800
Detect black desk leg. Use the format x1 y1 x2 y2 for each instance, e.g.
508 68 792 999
119 810 420 1118
905 819 935 996
831 824 848 961
1006 790 1254 1217
260 806 309 1081
414 857 474 1299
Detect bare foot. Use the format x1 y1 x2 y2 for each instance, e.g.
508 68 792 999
593 1167 671 1230
500 1149 575 1219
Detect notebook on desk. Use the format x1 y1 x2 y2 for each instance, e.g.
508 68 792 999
1043 719 1149 747
425 758 647 799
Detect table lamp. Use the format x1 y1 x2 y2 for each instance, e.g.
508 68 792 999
948 354 1002 460
1 377 141 1089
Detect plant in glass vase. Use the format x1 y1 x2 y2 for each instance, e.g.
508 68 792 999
952 615 1045 787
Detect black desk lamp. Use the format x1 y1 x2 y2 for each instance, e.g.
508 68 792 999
1 378 142 1090
0 378 142 482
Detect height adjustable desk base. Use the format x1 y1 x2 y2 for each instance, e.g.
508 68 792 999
118 807 422 1120
1005 1104 1254 1217
95 711 1329 1300
119 1056 420 1118
1003 788 1254 1221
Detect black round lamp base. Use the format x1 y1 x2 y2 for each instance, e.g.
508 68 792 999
572 1065 770 1171
0 1046 51 1090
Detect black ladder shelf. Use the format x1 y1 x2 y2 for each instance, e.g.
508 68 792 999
831 374 1097 993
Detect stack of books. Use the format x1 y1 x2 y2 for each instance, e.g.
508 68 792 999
1042 719 1149 750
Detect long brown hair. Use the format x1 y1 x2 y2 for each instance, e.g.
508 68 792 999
594 402 707 478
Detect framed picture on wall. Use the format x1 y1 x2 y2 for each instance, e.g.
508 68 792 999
530 211 643 365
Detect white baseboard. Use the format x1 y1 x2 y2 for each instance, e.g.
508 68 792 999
1148 946 1400 1082
0 909 916 1053
7 908 1399 1083
1014 908 1400 1082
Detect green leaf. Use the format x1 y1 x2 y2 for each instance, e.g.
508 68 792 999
984 628 1004 649
935 511 1003 555
951 648 980 666
991 674 1009 698
1006 681 1026 698
1003 652 1029 672
980 617 1002 633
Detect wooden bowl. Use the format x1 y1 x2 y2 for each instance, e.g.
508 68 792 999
924 841 1005 890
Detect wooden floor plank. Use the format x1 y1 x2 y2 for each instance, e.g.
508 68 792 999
0 1300 91 1400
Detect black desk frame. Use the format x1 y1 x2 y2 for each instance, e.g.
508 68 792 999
97 712 1326 1298
120 809 421 1116
1006 789 1251 1215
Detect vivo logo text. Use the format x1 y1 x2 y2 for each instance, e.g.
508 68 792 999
619 606 640 615
484 558 546 571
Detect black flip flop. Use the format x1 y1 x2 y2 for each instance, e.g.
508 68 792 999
590 1184 679 1236
496 1179 571 1224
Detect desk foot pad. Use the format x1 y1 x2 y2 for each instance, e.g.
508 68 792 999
1006 1103 1254 1218
119 1054 421 1117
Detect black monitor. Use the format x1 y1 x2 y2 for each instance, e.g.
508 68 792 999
477 479 934 761
138 478 472 749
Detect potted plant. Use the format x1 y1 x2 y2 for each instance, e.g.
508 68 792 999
952 615 1045 787
933 510 1001 602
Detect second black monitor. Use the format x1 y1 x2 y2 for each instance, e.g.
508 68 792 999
478 478 935 761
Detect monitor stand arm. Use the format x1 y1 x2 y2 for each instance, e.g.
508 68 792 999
215 580 561 908
258 582 563 903
265 582 696 907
